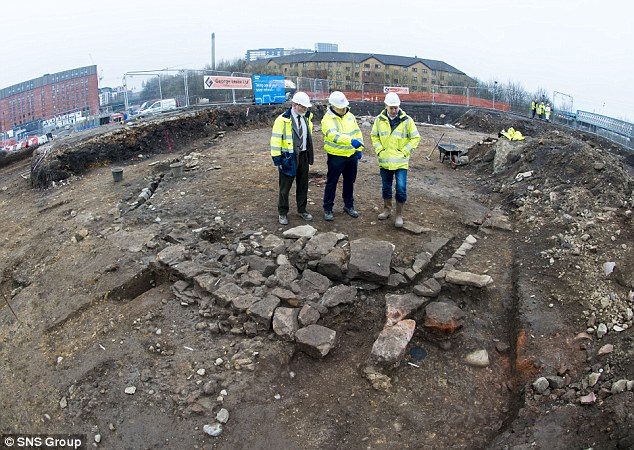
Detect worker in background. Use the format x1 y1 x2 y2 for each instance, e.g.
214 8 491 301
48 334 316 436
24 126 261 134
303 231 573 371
321 91 364 221
530 100 537 119
544 103 552 122
538 101 545 120
270 91 315 225
371 93 421 228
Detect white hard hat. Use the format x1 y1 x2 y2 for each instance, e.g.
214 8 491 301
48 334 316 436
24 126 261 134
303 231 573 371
291 91 312 108
384 92 401 107
328 91 349 108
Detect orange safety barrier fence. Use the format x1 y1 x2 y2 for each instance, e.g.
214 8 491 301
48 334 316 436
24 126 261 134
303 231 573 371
303 91 510 112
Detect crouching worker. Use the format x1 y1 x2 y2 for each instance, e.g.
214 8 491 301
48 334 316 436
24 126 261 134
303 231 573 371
270 92 314 225
371 92 420 227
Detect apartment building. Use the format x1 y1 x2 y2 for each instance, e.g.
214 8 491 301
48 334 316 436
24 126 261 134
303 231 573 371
255 52 474 91
0 65 99 132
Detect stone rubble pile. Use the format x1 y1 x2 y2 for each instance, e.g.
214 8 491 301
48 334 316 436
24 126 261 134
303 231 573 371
370 233 495 365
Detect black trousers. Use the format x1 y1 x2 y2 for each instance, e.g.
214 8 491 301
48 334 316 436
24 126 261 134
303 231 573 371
278 151 309 216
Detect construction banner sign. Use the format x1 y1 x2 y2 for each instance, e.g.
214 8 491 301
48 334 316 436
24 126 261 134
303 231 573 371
204 76 253 90
383 86 410 94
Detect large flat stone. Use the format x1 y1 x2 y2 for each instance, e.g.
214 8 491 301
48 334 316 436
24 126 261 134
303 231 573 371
231 294 259 311
246 255 277 277
387 273 408 288
275 264 299 286
283 225 317 239
413 278 442 297
172 260 207 280
385 293 428 326
412 252 432 273
212 282 246 306
157 244 188 266
317 247 348 281
298 269 332 296
295 325 337 358
193 273 218 294
298 303 320 326
371 320 416 364
445 270 493 288
421 235 451 258
247 296 280 328
304 232 345 259
261 234 285 249
272 307 299 340
240 270 266 287
402 222 431 235
270 287 300 304
320 284 358 308
423 301 464 335
347 238 394 283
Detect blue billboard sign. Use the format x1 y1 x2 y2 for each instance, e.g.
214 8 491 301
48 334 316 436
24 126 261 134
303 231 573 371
252 74 286 105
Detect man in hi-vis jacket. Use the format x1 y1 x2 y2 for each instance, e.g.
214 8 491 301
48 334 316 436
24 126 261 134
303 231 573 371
270 92 314 225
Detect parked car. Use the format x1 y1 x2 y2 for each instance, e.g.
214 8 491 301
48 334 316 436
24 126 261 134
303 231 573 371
137 98 178 118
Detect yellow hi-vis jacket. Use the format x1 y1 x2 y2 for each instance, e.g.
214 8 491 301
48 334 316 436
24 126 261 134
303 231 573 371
371 109 421 170
500 127 525 141
270 109 314 176
321 107 363 157
537 103 545 115
531 101 536 111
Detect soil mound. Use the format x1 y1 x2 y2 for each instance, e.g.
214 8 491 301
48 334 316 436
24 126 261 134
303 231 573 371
29 105 285 189
456 109 629 158
470 129 633 210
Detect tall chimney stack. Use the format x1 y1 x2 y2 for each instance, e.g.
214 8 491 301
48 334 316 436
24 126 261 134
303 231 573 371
211 33 216 70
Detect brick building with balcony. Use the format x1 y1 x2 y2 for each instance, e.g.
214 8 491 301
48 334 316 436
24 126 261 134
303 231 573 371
0 65 99 132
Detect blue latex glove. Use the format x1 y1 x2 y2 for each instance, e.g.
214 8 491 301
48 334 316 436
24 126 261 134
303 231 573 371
351 139 363 149
272 155 282 166
355 151 363 160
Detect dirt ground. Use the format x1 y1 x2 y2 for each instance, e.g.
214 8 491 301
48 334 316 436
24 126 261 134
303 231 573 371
1 107 632 449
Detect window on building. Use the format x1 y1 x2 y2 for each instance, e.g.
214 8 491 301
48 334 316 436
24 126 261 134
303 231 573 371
364 64 370 68
412 68 418 72
375 64 380 69
345 76 351 81
422 69 427 73
413 77 418 82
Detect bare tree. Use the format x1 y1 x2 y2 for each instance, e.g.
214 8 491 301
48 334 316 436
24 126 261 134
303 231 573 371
504 80 530 112
533 86 551 103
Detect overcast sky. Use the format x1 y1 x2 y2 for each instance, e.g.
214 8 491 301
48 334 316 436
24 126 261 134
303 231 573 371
3 0 632 120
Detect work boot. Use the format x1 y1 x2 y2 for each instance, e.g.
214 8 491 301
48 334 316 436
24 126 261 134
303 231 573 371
298 211 313 221
278 215 288 225
324 211 334 221
378 199 392 220
395 202 404 228
343 206 359 218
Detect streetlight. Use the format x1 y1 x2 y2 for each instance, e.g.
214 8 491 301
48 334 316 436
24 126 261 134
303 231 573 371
492 81 498 110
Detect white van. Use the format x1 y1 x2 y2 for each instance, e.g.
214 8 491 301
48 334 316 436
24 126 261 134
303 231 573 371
137 98 178 117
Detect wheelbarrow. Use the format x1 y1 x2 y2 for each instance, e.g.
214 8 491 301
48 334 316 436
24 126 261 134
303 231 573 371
438 143 468 169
